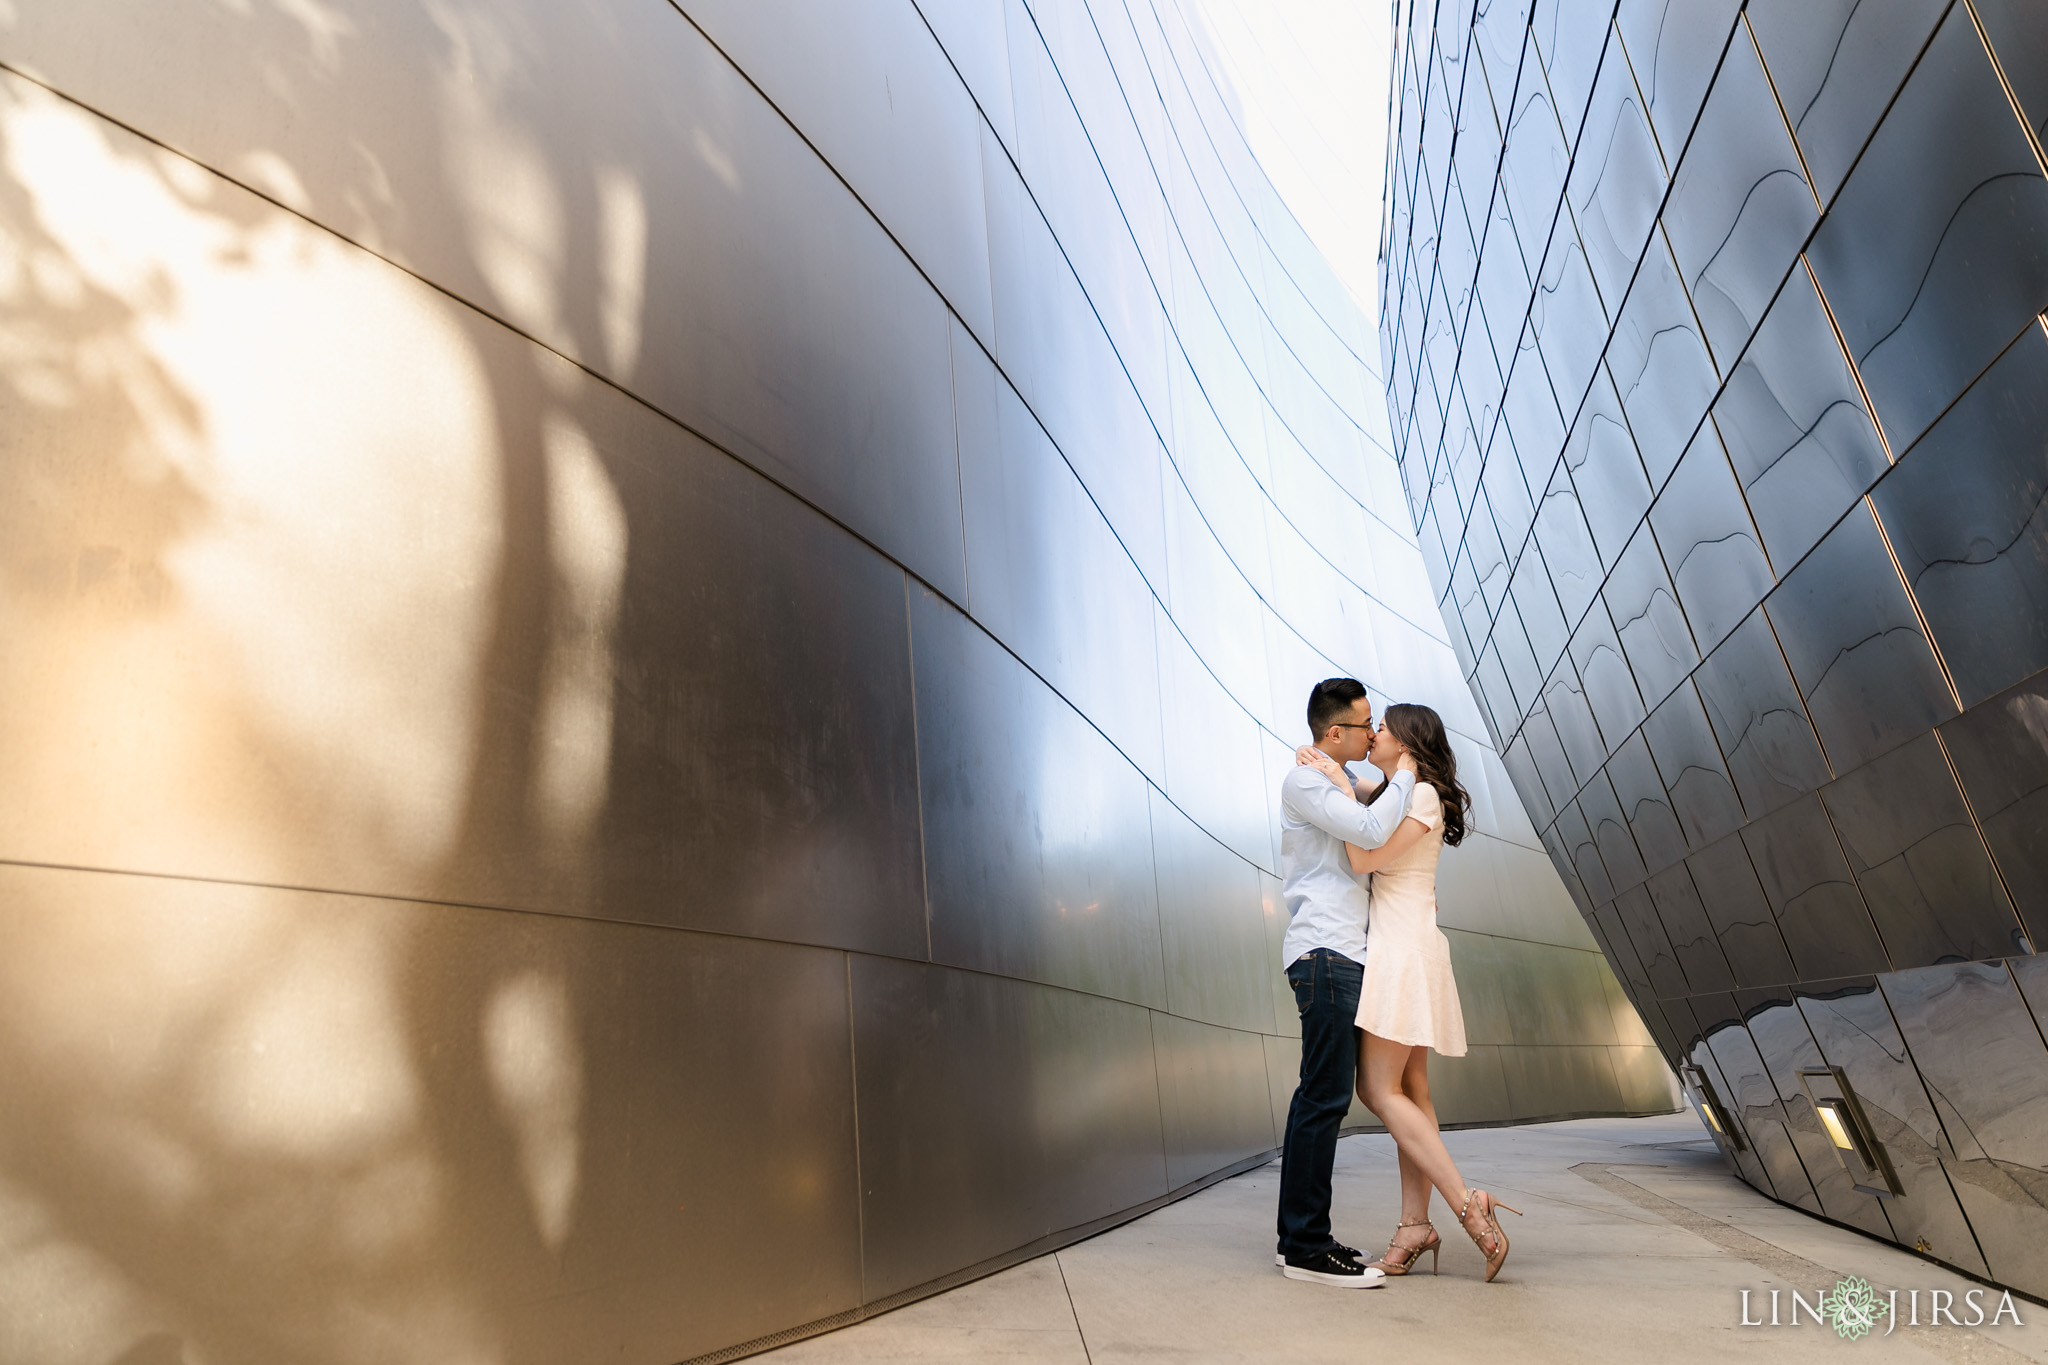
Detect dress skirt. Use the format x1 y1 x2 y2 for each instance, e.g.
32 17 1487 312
1353 780 1467 1055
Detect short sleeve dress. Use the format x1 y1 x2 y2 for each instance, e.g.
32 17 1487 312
1354 781 1467 1056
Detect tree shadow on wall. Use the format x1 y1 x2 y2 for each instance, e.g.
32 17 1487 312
0 1 904 1361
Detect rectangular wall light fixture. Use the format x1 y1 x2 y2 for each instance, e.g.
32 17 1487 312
1680 1062 1747 1153
1798 1067 1903 1197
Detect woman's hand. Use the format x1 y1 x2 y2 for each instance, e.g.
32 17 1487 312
1295 745 1353 796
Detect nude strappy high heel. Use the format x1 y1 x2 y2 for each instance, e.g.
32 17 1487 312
1457 1188 1522 1282
1371 1218 1441 1275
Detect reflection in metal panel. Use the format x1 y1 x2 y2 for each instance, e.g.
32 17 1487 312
1388 0 2048 1299
0 0 1672 1359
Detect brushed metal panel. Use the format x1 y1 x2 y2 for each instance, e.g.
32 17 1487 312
1 0 971 599
1608 731 1688 877
850 955 1168 1300
1939 674 2048 954
1736 988 1892 1237
682 0 995 347
1262 1032 1301 1148
1533 460 1605 636
1570 600 1646 751
1150 1014 1276 1190
1259 871 1298 1039
0 83 933 956
1566 44 1666 307
914 0 1017 148
980 129 1168 594
1559 802 1615 908
1872 324 2048 708
1709 264 1887 573
911 587 1167 1007
956 354 1166 783
1645 863 1735 995
594 396 928 956
1765 502 1958 773
1531 0 1612 144
1797 978 1991 1278
1151 788 1269 1035
1746 0 1946 206
1739 796 1889 982
1616 0 1741 168
1684 1015 1781 1195
1818 734 2025 967
1604 525 1698 717
1160 469 1274 736
1495 939 1619 1048
1685 831 1798 990
0 862 861 1365
1531 215 1610 419
1153 614 1270 872
1444 930 1515 1046
1698 996 1823 1213
1601 960 1660 1048
1435 831 1507 937
1497 1044 1626 1119
1429 1045 1516 1126
1613 883 1686 1000
1975 0 2048 145
1499 58 1572 276
1880 962 2048 1297
1510 553 1573 698
1609 1045 1681 1113
1004 5 1169 431
1166 350 1275 603
1693 608 1832 820
1641 681 1747 851
1806 3 2048 451
1546 661 1608 788
1488 841 1601 951
1581 772 1649 895
1648 422 1773 658
1660 28 1816 365
1562 376 1653 587
1587 900 1651 999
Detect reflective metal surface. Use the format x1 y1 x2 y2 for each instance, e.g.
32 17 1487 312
0 0 1659 1357
1389 0 2048 1296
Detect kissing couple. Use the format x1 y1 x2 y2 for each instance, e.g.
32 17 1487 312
1272 678 1519 1288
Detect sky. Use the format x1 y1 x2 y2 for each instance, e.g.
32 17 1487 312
1180 0 1396 346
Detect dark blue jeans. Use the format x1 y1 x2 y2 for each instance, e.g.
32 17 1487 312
1277 947 1363 1256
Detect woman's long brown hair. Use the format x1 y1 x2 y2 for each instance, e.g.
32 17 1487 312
1382 702 1469 847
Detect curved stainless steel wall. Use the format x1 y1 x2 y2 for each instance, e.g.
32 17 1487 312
0 1 1667 1360
1383 0 2048 1300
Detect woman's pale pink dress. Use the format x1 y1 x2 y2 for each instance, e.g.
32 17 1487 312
1355 781 1467 1055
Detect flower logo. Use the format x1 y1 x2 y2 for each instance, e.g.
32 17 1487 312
1821 1276 1889 1340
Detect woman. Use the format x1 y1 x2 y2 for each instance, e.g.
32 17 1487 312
1296 702 1519 1281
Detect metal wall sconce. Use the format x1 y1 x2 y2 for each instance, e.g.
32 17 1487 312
1680 1062 1747 1153
1798 1067 1903 1197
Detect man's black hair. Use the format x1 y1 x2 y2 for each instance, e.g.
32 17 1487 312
1306 677 1369 738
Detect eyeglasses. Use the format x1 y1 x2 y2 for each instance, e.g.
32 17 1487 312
1331 721 1376 731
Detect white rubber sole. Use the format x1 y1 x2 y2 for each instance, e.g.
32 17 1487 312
1280 1262 1385 1288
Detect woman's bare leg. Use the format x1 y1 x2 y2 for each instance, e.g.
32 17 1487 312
1396 1046 1434 1223
1359 1032 1497 1254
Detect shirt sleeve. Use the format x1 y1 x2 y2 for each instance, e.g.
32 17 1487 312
1408 781 1444 834
1284 767 1415 848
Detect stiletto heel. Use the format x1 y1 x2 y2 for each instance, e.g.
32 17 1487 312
1370 1218 1441 1276
1458 1189 1518 1282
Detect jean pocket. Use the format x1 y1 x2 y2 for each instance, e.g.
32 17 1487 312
1286 965 1312 1013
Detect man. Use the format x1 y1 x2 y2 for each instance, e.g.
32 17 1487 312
1275 677 1418 1287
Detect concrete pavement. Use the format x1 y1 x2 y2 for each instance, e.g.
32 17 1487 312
759 1113 2045 1363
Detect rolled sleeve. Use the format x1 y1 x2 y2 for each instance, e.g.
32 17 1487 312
1287 768 1415 848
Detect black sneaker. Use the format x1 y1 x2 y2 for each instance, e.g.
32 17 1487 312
1281 1247 1386 1288
1274 1241 1364 1266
